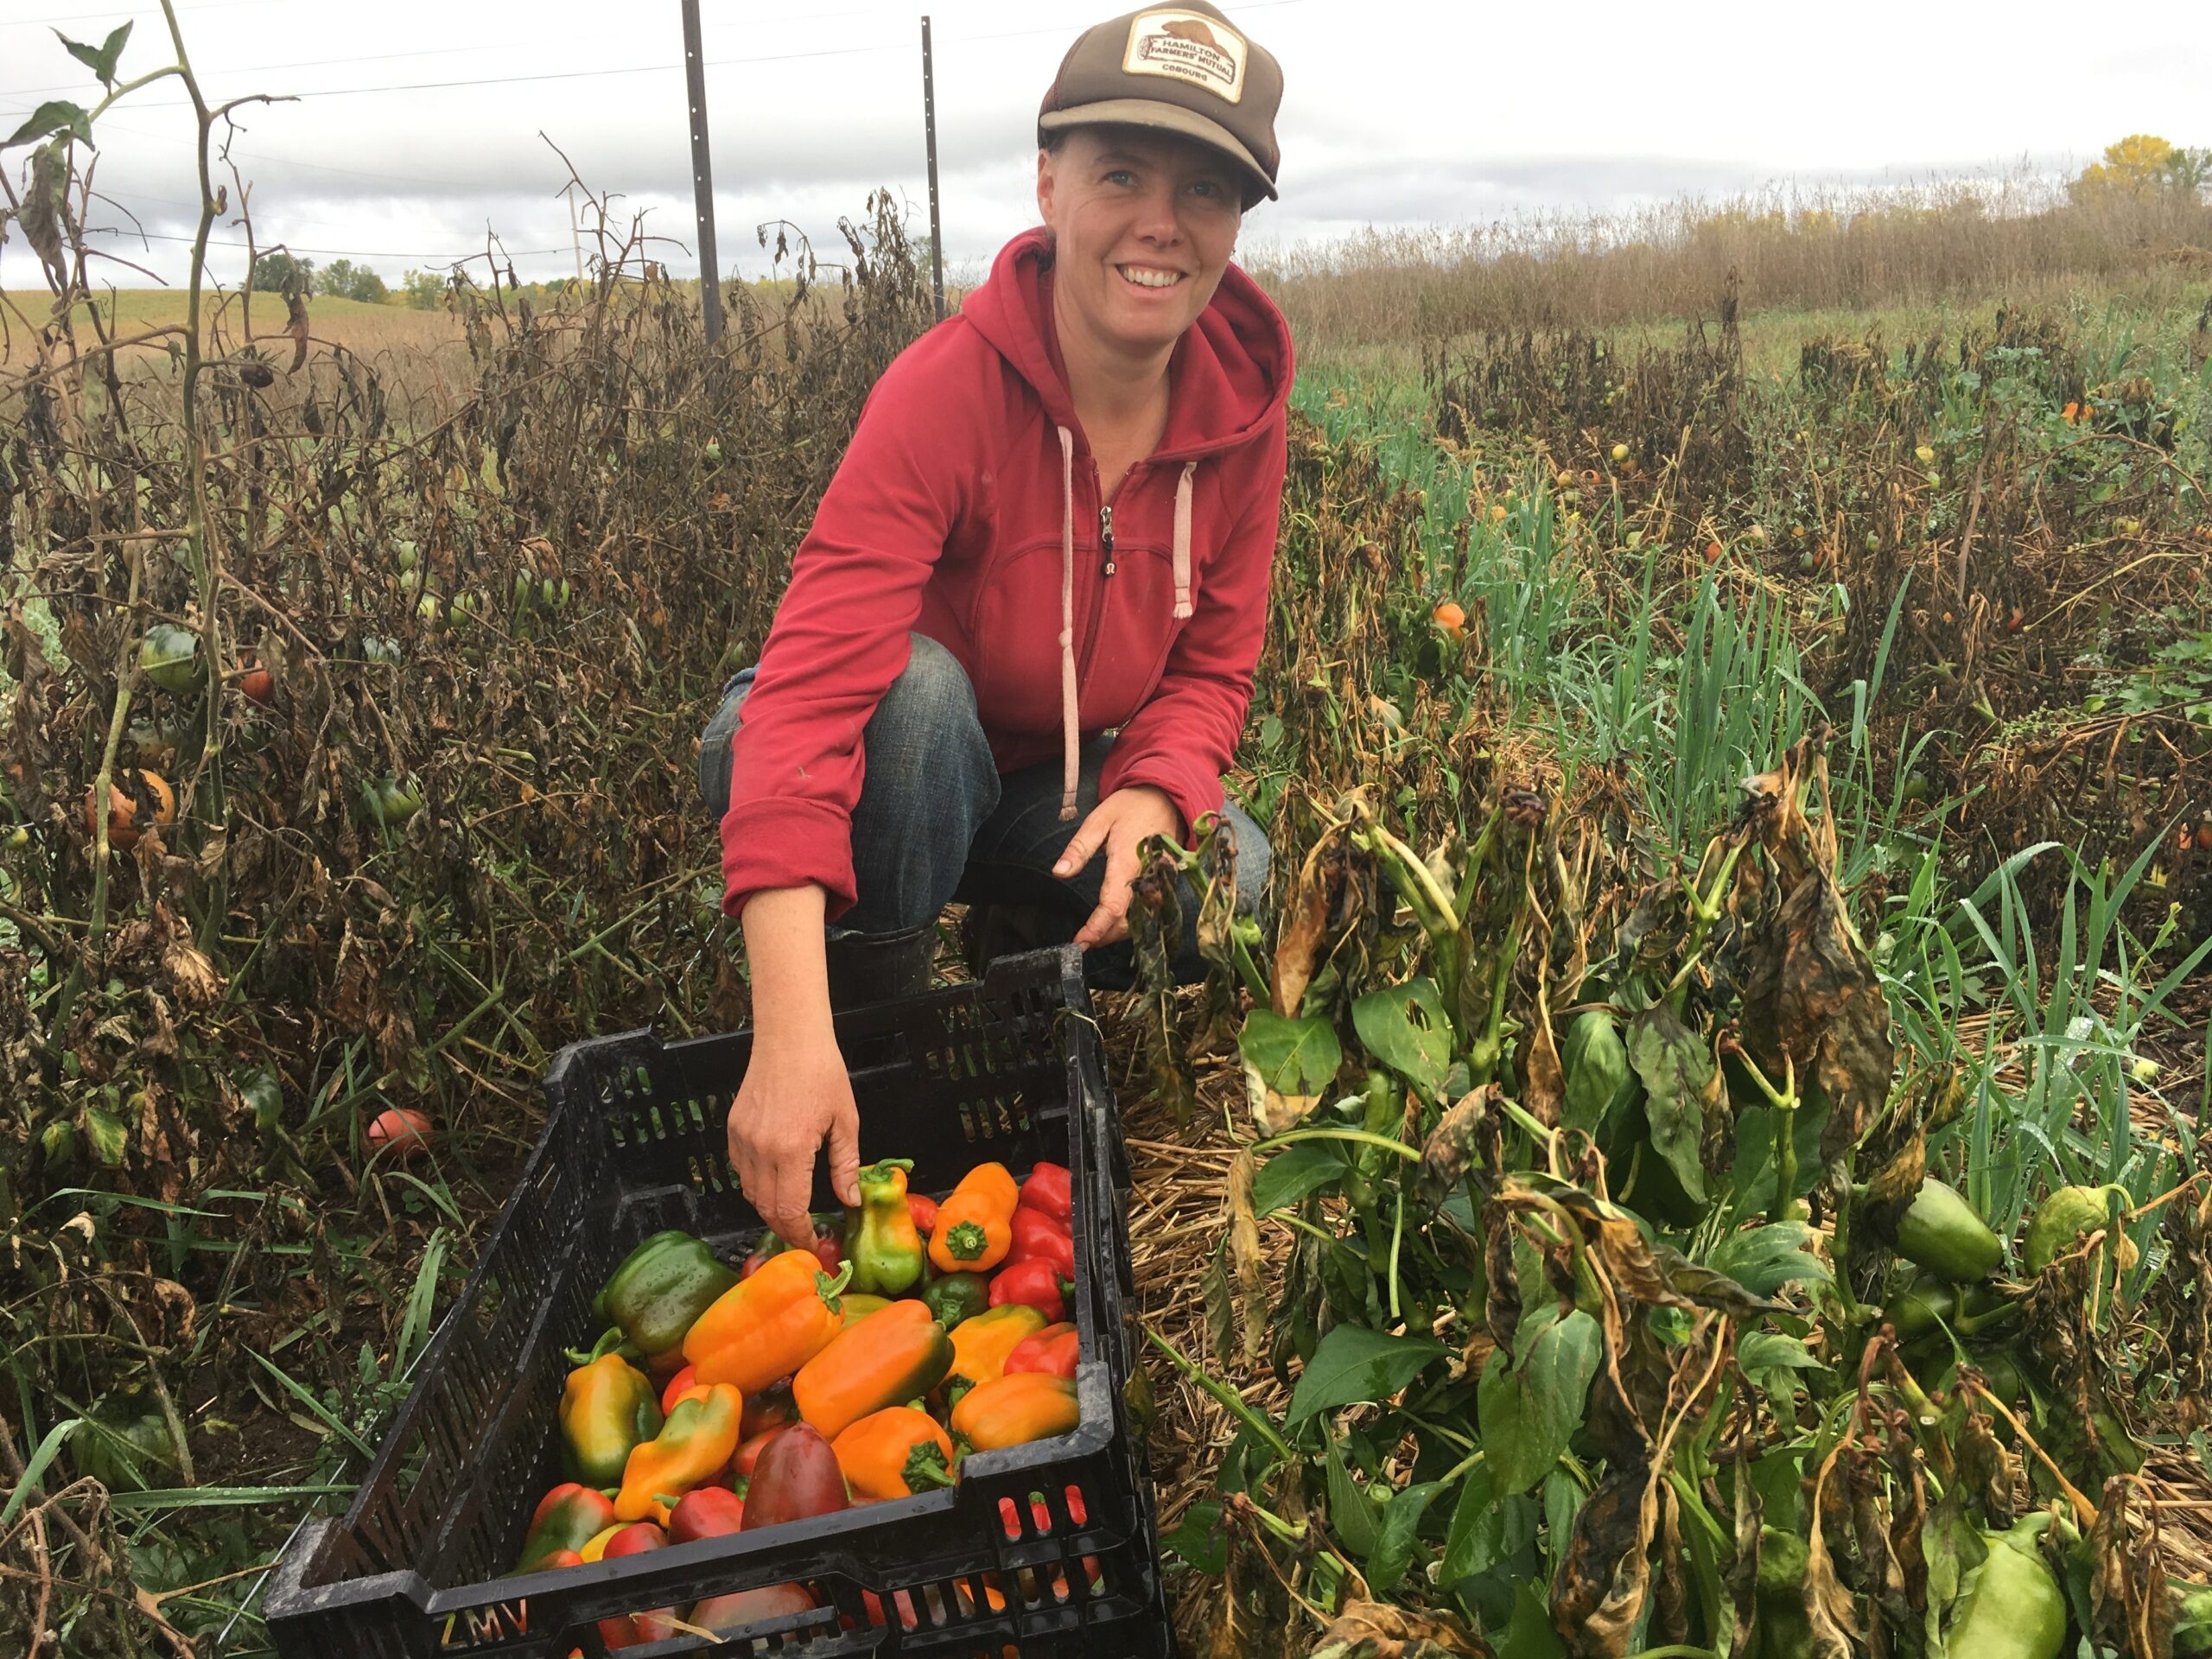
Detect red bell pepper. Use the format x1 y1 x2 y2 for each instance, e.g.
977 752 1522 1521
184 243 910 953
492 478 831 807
906 1192 938 1236
1004 1321 1078 1379
667 1485 746 1543
692 1584 817 1634
997 1484 1090 1539
732 1424 786 1480
1007 1208 1076 1281
742 1228 842 1280
741 1423 849 1529
988 1256 1067 1324
1018 1161 1072 1223
595 1525 676 1650
659 1363 698 1416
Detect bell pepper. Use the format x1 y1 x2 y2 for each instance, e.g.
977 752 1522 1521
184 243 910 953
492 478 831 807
1894 1178 2003 1282
1942 1511 2064 1659
613 1382 743 1522
742 1422 849 1529
943 1304 1048 1402
1004 1321 1079 1379
743 1224 843 1281
906 1192 938 1236
842 1159 927 1294
593 1230 741 1364
921 1270 993 1328
927 1162 1019 1274
988 1256 1068 1325
1007 1207 1077 1281
997 1484 1088 1539
691 1584 817 1635
950 1371 1081 1452
742 1380 798 1439
658 1363 699 1416
793 1300 954 1440
513 1482 618 1573
733 1424 786 1480
594 1523 675 1650
841 1293 894 1328
2024 1182 2133 1274
1018 1161 1072 1223
668 1485 747 1542
559 1351 663 1486
831 1406 957 1501
684 1250 853 1391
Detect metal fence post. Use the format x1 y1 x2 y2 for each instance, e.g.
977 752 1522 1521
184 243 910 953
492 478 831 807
682 0 723 345
922 15 945 321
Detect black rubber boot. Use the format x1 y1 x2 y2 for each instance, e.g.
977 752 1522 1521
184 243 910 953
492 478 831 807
823 920 938 1012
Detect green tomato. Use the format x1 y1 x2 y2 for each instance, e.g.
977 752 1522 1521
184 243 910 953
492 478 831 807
139 625 202 694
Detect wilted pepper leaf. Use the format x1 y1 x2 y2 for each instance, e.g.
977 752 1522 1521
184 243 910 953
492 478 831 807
1625 1006 1716 1204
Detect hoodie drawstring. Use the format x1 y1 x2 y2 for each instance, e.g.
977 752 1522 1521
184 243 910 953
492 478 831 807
1052 435 1201 823
1056 425 1080 823
1173 461 1197 620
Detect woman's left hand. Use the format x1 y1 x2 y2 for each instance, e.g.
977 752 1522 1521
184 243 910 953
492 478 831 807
1052 785 1182 949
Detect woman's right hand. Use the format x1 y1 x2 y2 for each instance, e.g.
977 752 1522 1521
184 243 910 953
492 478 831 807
730 885 861 1247
728 1025 860 1249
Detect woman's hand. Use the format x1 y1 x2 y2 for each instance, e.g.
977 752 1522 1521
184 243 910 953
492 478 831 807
1052 785 1182 949
727 1025 860 1249
731 885 861 1246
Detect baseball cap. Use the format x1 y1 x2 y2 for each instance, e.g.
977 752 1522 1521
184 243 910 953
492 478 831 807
1037 3 1283 207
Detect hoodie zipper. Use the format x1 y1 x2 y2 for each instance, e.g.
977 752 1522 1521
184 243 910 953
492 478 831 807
1077 463 1119 686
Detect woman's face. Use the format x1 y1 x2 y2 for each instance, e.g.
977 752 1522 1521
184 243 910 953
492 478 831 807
1036 125 1245 361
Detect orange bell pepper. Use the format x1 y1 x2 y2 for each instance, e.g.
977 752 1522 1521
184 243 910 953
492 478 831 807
613 1382 743 1522
830 1406 957 1501
926 1162 1018 1274
941 1304 1046 1403
683 1249 853 1391
792 1300 953 1440
950 1371 1080 1452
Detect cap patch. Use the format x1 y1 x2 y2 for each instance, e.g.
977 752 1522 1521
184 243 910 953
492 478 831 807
1122 9 1248 104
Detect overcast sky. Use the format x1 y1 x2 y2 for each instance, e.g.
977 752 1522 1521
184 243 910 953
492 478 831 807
3 0 2206 294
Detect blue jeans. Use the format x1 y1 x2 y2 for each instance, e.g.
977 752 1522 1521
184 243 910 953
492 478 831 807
697 633 1268 989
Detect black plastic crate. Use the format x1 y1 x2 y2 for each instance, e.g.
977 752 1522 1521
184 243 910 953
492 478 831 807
262 946 1170 1658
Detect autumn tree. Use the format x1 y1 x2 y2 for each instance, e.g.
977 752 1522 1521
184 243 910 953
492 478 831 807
2069 134 2212 204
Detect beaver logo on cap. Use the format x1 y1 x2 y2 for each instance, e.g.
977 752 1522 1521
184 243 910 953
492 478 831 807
1123 10 1247 101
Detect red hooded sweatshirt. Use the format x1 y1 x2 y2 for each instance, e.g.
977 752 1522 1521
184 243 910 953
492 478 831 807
718 226 1294 924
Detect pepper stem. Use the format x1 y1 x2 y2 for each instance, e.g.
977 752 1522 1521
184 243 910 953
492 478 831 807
814 1258 855 1314
945 1220 988 1261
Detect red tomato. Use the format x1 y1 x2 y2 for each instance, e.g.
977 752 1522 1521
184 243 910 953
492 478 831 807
365 1107 433 1160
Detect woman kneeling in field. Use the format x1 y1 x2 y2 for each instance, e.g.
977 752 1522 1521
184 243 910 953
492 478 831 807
698 2 1294 1243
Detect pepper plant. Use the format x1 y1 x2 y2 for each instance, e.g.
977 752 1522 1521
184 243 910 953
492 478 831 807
1129 729 2211 1659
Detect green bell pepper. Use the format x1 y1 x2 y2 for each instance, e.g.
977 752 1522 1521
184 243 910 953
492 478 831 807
593 1229 740 1362
921 1270 992 1327
842 1159 925 1295
1894 1178 2003 1282
1942 1511 2065 1659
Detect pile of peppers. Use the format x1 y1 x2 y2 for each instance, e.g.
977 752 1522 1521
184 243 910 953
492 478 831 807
505 1157 1087 1649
